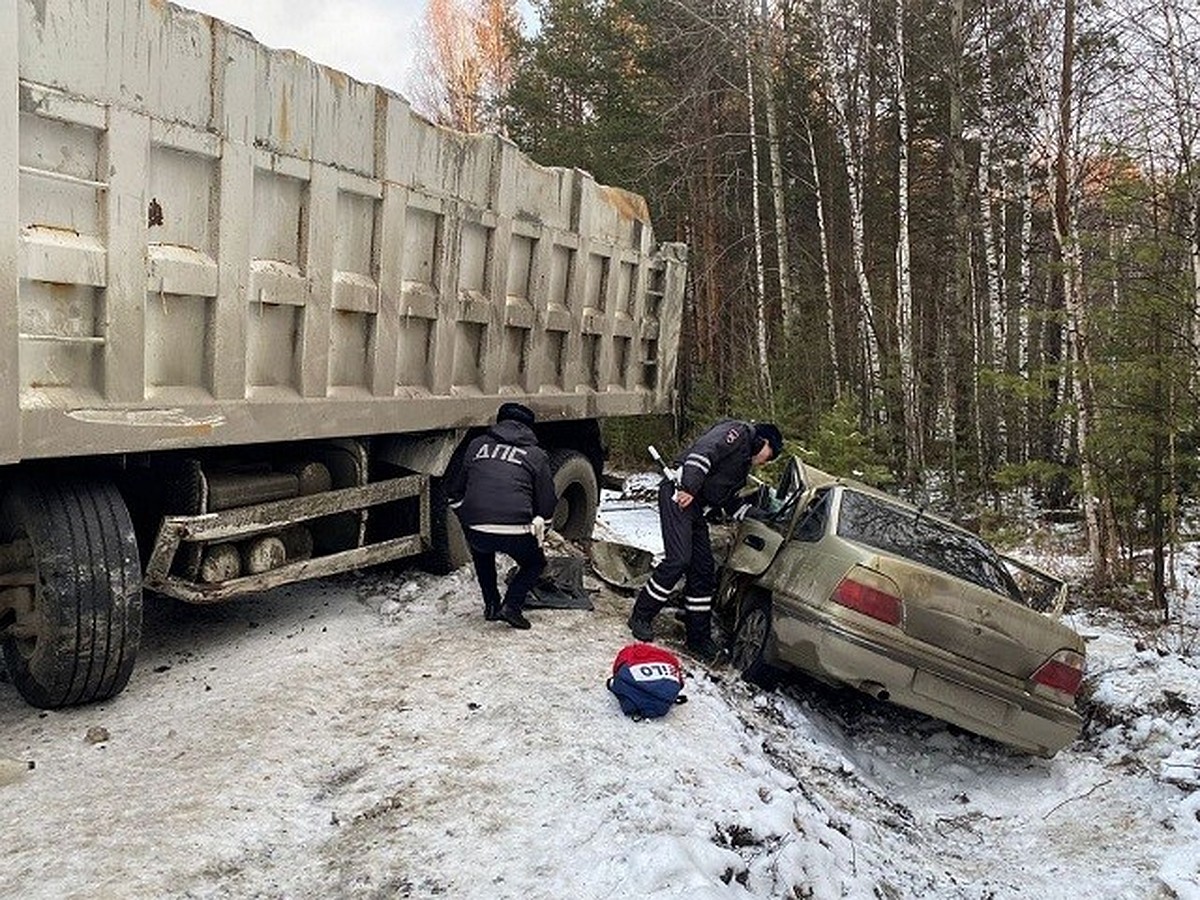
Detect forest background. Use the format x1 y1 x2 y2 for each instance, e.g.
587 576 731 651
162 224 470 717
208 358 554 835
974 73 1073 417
406 0 1200 616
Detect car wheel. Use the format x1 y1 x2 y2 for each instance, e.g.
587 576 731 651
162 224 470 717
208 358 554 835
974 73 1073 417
713 571 747 645
730 591 780 689
0 477 143 708
548 450 598 541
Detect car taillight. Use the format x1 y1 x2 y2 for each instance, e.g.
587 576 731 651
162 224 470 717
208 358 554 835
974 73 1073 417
832 577 902 626
1031 649 1085 697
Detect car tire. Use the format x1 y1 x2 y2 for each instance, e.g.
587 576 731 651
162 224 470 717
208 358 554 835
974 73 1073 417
730 591 781 689
548 449 599 541
714 571 746 629
0 477 143 708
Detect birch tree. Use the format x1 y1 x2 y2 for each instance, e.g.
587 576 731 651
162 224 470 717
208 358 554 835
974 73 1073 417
411 0 521 132
893 0 919 482
815 0 882 413
1050 0 1110 581
475 0 522 131
1019 0 1069 495
806 114 841 398
745 2 776 409
759 0 796 338
974 0 1005 479
947 0 976 498
1008 157 1033 464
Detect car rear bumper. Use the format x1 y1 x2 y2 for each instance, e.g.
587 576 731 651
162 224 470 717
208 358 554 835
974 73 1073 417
771 607 1083 756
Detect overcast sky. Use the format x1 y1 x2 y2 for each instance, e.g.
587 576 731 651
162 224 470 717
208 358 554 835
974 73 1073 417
182 0 428 96
182 0 534 100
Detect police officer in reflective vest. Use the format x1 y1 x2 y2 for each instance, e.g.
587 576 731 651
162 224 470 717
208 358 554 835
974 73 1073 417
448 402 558 630
628 419 783 661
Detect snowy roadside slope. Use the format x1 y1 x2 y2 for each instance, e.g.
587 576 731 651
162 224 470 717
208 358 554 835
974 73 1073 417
1 498 1198 898
1 567 962 899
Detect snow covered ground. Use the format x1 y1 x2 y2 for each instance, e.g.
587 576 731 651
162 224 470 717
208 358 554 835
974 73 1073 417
1 482 1199 899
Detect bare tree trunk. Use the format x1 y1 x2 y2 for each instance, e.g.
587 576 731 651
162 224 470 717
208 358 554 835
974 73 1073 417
1190 205 1200 383
1024 4 1066 489
997 166 1009 353
948 0 975 500
816 0 881 412
894 0 919 482
1018 163 1033 383
1150 268 1168 617
698 92 722 370
761 0 795 339
1053 0 1107 582
745 4 775 409
976 0 1004 481
806 114 841 399
1005 159 1033 466
1168 401 1178 593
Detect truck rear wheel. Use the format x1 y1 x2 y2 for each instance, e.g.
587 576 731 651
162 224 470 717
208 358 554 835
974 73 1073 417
0 477 143 708
548 450 599 541
423 473 471 575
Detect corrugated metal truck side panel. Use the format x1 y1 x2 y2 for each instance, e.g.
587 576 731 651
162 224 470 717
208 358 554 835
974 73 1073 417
1 3 18 464
9 0 685 462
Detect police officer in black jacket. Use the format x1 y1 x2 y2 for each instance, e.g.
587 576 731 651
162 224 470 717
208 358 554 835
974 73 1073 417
628 419 783 661
447 402 558 630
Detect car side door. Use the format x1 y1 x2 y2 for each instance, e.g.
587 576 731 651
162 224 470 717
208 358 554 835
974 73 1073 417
720 457 808 576
755 487 840 609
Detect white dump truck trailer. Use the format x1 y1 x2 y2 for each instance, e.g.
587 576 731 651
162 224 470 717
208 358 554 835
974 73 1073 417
0 0 686 708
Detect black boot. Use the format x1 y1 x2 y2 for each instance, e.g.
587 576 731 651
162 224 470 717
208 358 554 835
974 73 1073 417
684 611 723 664
499 603 531 630
627 590 661 642
484 599 501 621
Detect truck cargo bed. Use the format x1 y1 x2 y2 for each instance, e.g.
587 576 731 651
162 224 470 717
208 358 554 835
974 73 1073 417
1 0 685 464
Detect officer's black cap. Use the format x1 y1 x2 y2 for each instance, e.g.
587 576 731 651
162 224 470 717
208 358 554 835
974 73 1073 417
755 422 783 458
497 402 536 427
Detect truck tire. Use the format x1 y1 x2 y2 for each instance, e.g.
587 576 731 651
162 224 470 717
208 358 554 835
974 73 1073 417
0 477 143 708
423 473 471 576
548 449 599 541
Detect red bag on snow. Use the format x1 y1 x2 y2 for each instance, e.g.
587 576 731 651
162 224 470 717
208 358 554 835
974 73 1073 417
607 643 687 720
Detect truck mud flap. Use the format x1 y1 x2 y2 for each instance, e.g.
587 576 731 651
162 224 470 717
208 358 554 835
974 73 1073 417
143 475 427 603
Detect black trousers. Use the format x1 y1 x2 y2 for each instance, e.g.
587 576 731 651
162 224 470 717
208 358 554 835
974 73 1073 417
465 530 546 614
642 479 716 607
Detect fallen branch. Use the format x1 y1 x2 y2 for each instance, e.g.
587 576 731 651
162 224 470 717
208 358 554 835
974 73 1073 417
1042 778 1112 820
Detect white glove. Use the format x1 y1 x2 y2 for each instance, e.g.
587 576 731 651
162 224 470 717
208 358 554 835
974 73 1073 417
531 515 547 546
731 503 753 521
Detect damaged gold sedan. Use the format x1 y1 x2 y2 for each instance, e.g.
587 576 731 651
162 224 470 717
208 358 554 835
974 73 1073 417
715 460 1086 757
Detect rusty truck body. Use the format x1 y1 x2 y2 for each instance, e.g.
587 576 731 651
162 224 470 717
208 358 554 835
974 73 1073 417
0 0 685 707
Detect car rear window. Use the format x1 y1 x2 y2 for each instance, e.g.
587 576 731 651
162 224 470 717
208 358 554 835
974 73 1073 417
836 490 1021 600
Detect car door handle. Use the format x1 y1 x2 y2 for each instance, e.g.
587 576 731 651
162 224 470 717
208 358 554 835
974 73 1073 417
742 534 766 551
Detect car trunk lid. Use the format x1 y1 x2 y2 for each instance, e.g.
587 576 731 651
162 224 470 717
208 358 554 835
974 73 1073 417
873 556 1084 683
